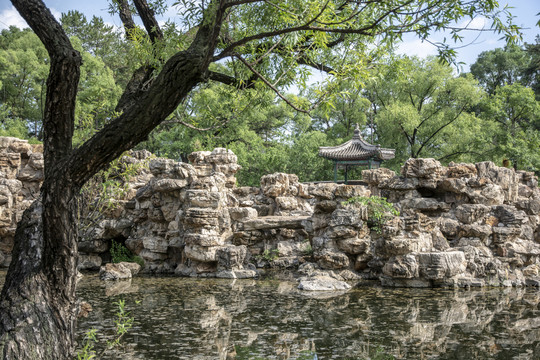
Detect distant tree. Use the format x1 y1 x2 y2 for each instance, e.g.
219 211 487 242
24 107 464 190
481 83 540 171
470 44 533 95
0 27 48 138
0 25 123 142
61 10 134 88
366 56 489 168
524 35 540 99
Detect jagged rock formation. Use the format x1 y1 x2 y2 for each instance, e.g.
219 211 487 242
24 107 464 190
0 137 43 267
1 136 540 287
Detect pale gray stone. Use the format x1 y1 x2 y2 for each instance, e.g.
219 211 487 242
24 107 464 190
382 255 419 279
241 215 310 231
99 263 132 281
298 275 351 291
416 251 466 280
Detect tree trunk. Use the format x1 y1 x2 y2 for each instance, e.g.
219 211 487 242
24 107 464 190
0 190 78 359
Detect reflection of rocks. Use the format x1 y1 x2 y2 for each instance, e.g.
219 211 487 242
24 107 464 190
298 275 351 291
72 274 540 360
104 279 139 297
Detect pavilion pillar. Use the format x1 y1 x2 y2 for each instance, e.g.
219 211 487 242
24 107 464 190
333 161 337 182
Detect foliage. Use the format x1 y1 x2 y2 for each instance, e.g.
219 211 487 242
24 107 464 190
109 240 137 264
470 44 535 95
76 329 97 360
0 24 124 143
78 153 152 239
480 83 540 172
61 10 134 89
364 56 489 168
256 249 280 262
0 27 48 139
524 36 540 100
343 196 399 234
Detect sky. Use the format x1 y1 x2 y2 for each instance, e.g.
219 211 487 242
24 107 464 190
0 0 539 71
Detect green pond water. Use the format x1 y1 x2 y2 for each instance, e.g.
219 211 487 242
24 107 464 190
2 271 540 359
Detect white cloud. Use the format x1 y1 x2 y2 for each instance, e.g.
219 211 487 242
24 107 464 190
0 6 28 30
458 16 487 30
395 38 438 58
0 6 63 31
50 8 61 21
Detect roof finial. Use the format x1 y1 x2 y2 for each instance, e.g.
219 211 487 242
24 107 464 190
354 123 360 137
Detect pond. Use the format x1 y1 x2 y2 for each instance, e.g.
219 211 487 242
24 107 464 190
2 271 540 359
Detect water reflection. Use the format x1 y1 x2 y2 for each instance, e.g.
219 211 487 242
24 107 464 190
1 271 539 359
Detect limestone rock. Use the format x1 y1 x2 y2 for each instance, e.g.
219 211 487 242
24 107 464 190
316 250 350 269
379 234 432 257
431 228 450 251
401 158 444 179
184 245 218 262
361 168 396 186
120 261 142 276
382 255 419 278
416 251 466 280
476 161 518 202
400 197 449 212
337 237 370 255
334 184 370 199
216 245 247 270
455 204 490 224
78 254 103 270
260 173 290 197
275 196 298 210
229 207 258 221
99 263 133 280
142 236 169 253
152 178 188 192
139 249 168 262
186 190 221 208
309 183 338 200
240 216 309 231
329 208 366 227
447 162 477 178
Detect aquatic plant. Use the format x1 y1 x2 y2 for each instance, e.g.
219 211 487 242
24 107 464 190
75 299 136 359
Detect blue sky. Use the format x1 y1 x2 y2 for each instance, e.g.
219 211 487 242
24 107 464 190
1 0 538 71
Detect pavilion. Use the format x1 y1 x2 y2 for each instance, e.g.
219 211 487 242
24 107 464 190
318 124 395 183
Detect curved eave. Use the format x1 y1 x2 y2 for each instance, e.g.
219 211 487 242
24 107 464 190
319 144 395 162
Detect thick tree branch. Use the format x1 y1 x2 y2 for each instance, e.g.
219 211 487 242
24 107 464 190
69 0 231 186
115 0 167 113
11 0 81 171
133 0 164 44
208 71 257 89
117 0 137 40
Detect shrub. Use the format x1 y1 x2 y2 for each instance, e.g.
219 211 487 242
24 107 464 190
342 196 399 234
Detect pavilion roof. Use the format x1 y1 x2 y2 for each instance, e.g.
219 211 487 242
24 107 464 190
318 125 395 162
